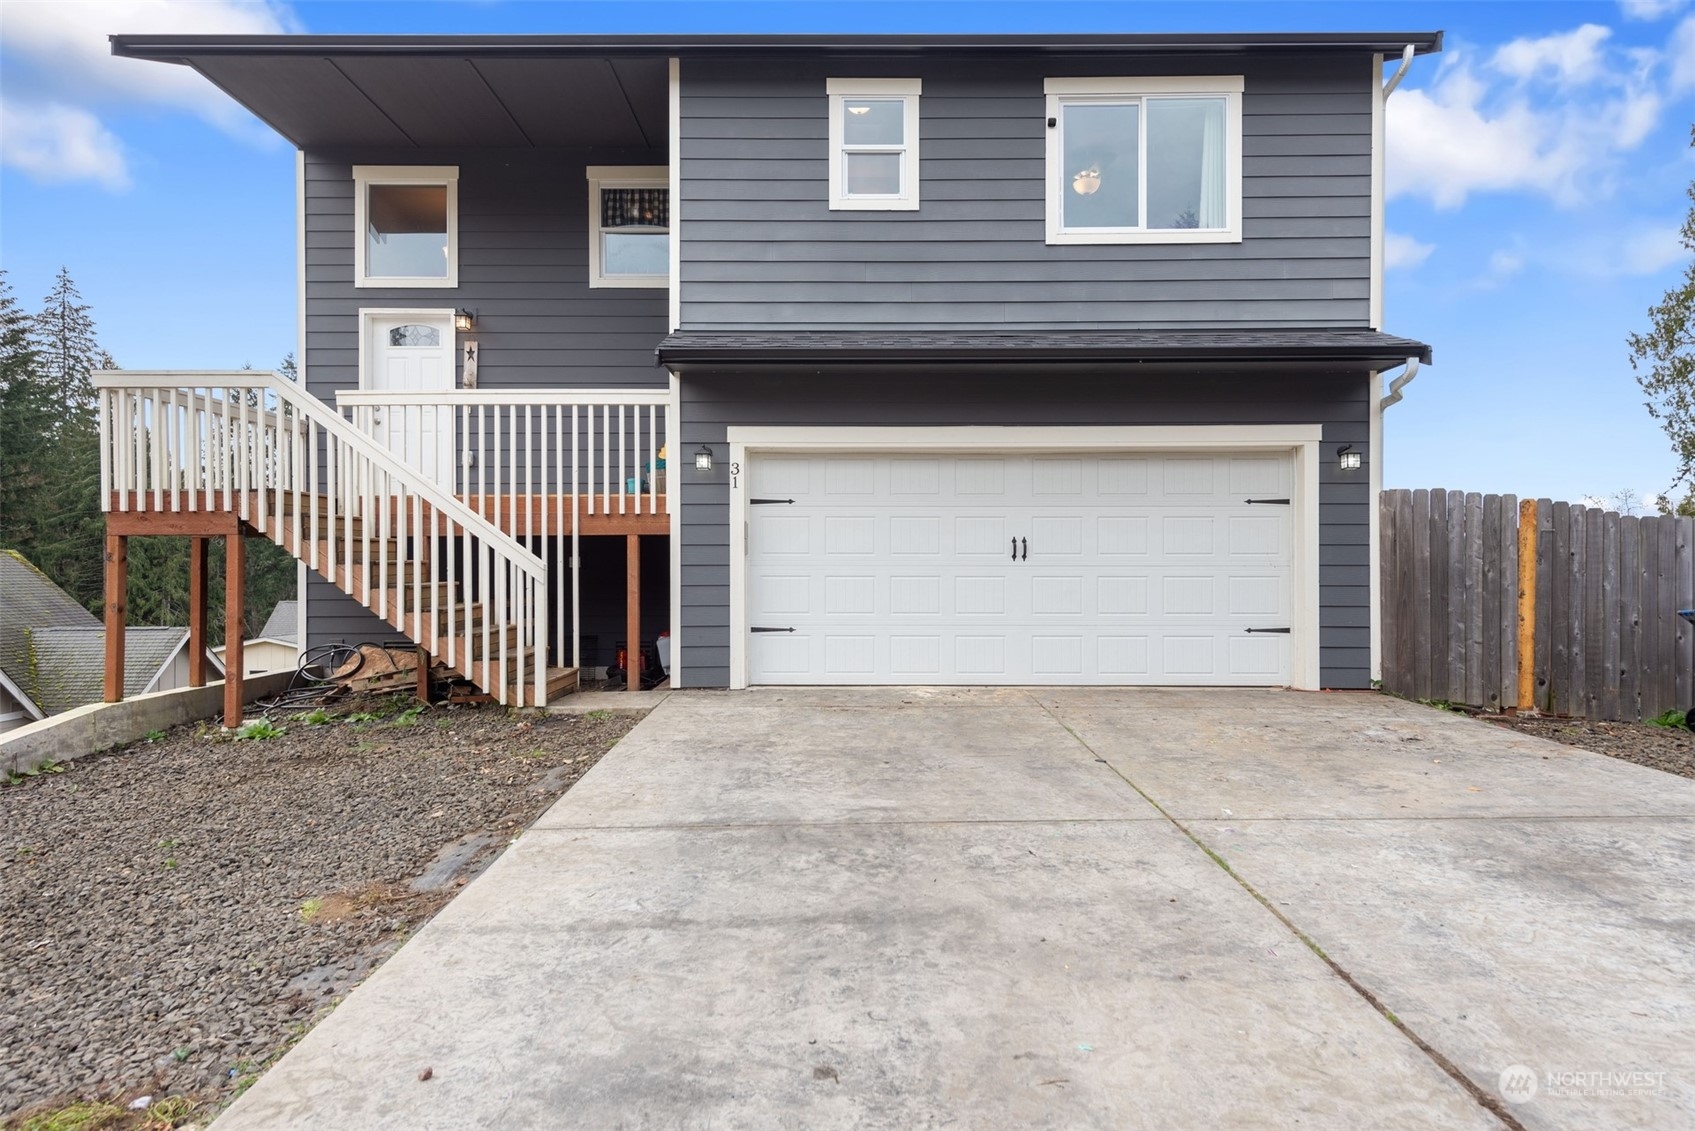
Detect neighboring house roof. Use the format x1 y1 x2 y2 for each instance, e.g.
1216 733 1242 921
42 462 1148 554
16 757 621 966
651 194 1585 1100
24 627 208 715
0 550 100 718
656 329 1434 373
259 600 299 646
110 32 1442 151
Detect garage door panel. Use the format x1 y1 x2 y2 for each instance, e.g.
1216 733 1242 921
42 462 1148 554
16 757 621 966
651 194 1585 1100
747 451 1292 686
825 459 875 495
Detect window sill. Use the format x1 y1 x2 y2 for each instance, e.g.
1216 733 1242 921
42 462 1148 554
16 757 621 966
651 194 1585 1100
355 277 459 289
829 197 921 212
1047 229 1242 246
589 275 669 290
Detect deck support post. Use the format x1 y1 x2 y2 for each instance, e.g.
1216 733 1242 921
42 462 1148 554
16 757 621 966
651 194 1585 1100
103 533 128 702
188 536 210 687
416 646 432 704
224 534 246 728
627 533 641 693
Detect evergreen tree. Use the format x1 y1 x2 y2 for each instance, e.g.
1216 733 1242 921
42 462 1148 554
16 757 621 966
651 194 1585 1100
0 271 56 560
31 267 104 424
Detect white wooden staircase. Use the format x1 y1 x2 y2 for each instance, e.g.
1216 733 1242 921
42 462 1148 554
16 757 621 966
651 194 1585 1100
96 372 568 706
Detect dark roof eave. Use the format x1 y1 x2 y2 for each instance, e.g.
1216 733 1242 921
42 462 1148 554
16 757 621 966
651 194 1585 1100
655 334 1432 371
110 30 1443 63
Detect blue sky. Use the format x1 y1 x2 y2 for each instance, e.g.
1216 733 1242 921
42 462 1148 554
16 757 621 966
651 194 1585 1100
2 0 1692 505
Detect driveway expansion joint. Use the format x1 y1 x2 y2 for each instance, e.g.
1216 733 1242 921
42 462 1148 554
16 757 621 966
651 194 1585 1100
1028 690 1527 1131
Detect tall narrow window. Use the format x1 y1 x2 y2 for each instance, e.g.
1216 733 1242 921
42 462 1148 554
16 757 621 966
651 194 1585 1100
353 166 459 287
828 78 921 210
1044 78 1242 245
586 167 669 288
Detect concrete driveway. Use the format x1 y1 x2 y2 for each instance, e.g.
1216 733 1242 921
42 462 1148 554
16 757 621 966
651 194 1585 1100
213 689 1695 1131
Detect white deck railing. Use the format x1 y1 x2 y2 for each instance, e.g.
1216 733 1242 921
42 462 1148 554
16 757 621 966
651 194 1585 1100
332 388 671 518
94 371 551 706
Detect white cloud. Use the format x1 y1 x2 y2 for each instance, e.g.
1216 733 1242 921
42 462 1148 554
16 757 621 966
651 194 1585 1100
1493 24 1613 86
1620 225 1688 272
1671 15 1695 90
1385 232 1435 270
0 1 299 145
0 99 129 190
1387 28 1673 209
1620 0 1688 20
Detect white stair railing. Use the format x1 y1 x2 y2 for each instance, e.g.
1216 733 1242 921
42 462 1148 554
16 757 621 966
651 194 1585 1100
94 371 550 706
334 388 671 673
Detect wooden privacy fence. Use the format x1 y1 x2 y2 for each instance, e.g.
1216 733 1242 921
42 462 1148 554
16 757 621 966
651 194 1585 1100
1381 490 1694 721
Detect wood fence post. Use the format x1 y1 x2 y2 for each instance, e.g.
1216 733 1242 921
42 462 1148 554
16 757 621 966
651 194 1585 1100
1517 498 1537 712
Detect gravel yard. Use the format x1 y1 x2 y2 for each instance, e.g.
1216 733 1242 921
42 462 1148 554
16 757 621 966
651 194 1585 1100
1 697 642 1128
1478 712 1695 780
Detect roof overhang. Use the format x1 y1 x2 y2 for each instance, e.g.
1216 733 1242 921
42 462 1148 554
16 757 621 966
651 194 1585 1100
656 329 1432 377
109 31 1441 151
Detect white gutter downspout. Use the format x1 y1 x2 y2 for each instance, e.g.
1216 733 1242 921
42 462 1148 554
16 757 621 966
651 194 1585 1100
1378 357 1421 411
1369 43 1418 684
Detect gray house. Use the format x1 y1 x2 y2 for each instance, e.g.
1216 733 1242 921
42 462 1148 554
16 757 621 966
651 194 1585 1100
97 31 1437 710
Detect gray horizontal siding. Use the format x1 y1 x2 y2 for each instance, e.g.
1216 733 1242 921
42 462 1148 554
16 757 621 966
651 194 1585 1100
304 146 669 399
677 370 1373 690
303 146 670 649
678 53 1374 330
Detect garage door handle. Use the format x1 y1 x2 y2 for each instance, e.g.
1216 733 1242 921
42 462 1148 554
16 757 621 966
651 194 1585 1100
1245 498 1291 505
1245 627 1291 634
1021 536 1028 561
751 626 795 633
1011 537 1018 561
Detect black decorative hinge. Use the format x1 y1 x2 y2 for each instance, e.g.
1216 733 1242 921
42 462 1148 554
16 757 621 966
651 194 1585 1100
1245 498 1291 505
750 498 795 505
1245 627 1292 634
750 626 795 633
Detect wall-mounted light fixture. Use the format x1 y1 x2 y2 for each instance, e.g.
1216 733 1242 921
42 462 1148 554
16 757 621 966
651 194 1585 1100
1337 444 1362 471
694 445 715 473
454 309 477 333
1072 165 1102 195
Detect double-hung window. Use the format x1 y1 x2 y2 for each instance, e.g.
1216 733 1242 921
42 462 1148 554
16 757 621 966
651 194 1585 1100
1044 77 1243 245
828 78 921 210
354 166 459 287
587 166 669 288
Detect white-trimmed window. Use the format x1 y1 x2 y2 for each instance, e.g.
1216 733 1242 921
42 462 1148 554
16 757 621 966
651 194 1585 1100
827 78 921 211
1044 77 1243 245
587 166 669 288
354 165 459 287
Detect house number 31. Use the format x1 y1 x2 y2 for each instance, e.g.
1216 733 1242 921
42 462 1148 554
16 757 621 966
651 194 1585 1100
730 461 740 487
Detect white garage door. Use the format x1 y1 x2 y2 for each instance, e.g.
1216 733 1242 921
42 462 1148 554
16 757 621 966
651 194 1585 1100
745 452 1293 686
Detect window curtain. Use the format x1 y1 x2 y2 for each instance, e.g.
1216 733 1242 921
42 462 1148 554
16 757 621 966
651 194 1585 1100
601 188 668 230
1198 100 1226 229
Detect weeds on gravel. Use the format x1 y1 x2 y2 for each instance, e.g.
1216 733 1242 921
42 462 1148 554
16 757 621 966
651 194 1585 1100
233 719 287 741
144 730 166 743
5 760 65 785
300 709 334 726
391 703 428 726
12 1101 126 1131
145 1096 197 1125
298 897 324 922
343 711 381 726
1647 709 1689 728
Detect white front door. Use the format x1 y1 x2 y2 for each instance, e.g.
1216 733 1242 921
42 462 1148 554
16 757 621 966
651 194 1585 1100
745 451 1294 686
363 311 456 486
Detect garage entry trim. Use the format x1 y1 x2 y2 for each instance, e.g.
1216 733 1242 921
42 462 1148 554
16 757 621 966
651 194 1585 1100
726 425 1322 691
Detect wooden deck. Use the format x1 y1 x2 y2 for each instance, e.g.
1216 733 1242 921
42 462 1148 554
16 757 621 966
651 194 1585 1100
104 492 668 537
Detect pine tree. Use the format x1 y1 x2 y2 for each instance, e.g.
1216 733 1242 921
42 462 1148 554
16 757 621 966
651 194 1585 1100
31 267 103 424
0 271 56 560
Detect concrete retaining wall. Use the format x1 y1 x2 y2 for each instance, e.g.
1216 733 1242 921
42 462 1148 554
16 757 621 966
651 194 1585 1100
0 673 297 778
